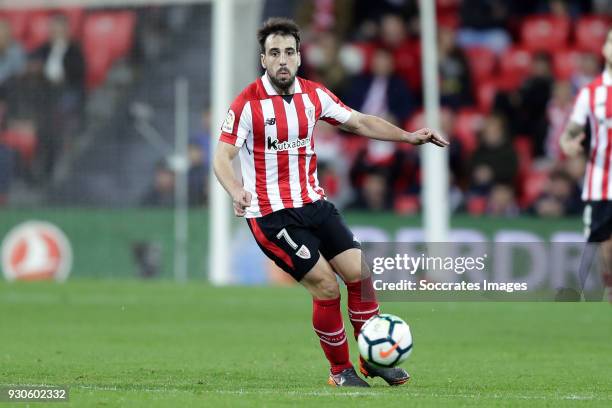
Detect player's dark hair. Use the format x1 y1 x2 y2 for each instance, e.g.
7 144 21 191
257 17 300 54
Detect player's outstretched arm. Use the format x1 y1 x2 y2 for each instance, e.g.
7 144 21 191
213 141 252 217
559 121 585 157
339 110 449 147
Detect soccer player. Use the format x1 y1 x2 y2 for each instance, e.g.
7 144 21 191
560 27 612 302
213 18 449 387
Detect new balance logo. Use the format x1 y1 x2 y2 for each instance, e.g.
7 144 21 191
265 117 276 126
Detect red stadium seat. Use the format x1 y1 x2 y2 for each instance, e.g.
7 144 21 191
84 12 136 60
83 11 136 89
466 196 488 215
394 195 420 215
405 109 425 132
575 15 610 54
454 109 484 155
499 47 532 90
0 126 37 164
520 169 549 208
437 13 459 30
465 47 497 82
0 9 29 42
476 79 498 113
552 49 582 80
24 12 50 51
513 136 533 172
520 15 570 52
436 0 460 12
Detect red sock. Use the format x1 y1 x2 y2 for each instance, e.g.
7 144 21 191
346 277 380 340
312 297 352 374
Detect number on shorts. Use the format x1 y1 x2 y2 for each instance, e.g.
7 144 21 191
276 228 298 250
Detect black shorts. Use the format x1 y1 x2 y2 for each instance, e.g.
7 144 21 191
584 201 612 242
246 200 360 281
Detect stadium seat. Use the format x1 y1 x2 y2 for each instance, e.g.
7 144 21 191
24 12 50 51
454 109 484 155
83 11 136 89
436 0 460 12
84 50 113 90
84 12 136 61
0 126 37 164
466 196 488 215
520 15 570 52
520 169 549 208
405 109 425 132
0 9 29 42
575 15 610 54
465 47 497 82
437 13 459 30
341 136 368 160
475 79 498 113
394 195 420 215
499 47 532 90
552 49 582 80
513 136 533 173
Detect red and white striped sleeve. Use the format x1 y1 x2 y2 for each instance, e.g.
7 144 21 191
219 97 251 147
315 86 352 126
569 87 590 126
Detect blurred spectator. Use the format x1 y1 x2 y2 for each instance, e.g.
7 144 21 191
379 14 421 92
352 0 417 30
487 183 519 216
141 162 175 207
303 31 347 94
593 0 612 14
533 169 582 217
468 114 518 195
545 80 574 160
457 0 512 53
191 109 211 167
31 14 85 93
29 13 86 169
438 27 473 109
342 48 414 124
439 109 466 187
564 155 586 190
571 53 601 92
535 0 586 18
0 20 25 87
495 52 554 156
187 141 207 206
294 0 353 39
0 144 15 203
347 167 392 211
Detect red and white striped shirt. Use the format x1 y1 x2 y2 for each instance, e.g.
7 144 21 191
571 70 612 201
219 74 352 217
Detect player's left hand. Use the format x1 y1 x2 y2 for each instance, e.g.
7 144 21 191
409 128 450 147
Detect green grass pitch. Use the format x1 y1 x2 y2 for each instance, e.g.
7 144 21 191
0 281 611 407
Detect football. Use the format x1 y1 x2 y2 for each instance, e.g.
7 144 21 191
358 314 413 367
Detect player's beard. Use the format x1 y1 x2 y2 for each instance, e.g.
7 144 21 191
269 68 295 94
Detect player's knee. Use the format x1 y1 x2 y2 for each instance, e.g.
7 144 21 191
315 276 340 299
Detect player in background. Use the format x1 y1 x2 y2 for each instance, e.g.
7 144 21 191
560 28 612 302
214 18 449 387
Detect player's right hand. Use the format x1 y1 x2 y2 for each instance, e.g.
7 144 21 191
232 189 252 217
560 133 585 157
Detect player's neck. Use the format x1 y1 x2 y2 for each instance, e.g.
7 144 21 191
606 63 612 78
